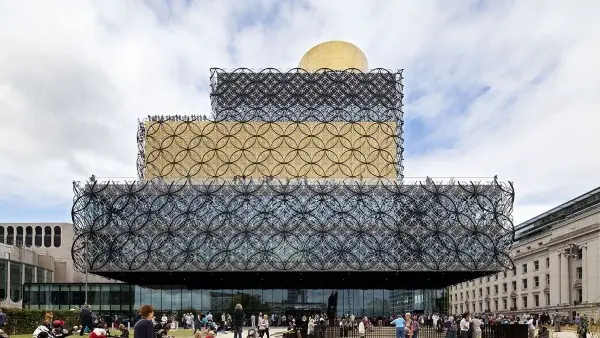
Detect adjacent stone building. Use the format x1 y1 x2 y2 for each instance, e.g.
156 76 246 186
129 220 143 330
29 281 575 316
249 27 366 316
449 186 600 318
0 222 114 308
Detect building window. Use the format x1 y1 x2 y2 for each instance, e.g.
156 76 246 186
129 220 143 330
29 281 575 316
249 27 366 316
503 283 508 292
503 298 507 310
576 267 583 279
546 257 550 268
522 296 528 308
494 285 499 294
36 267 44 283
16 226 23 247
9 262 22 302
522 279 528 289
512 281 517 290
503 271 507 278
472 290 475 298
35 226 42 247
25 226 33 247
479 288 482 297
546 274 550 285
534 294 539 307
577 248 583 260
0 227 3 244
534 260 539 271
534 276 539 287
0 261 6 300
511 297 517 309
43 226 52 248
577 289 583 303
513 269 516 276
495 274 498 280
522 263 527 273
494 300 498 310
53 226 61 247
546 294 550 306
486 286 490 295
486 276 490 282
6 226 14 245
24 265 34 283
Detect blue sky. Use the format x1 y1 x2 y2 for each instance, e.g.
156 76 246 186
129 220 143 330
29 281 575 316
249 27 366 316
0 0 599 225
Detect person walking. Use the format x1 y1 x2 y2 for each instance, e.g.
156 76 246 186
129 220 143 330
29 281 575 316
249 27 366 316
459 313 470 338
133 305 155 338
390 314 406 338
232 304 244 338
471 315 482 338
258 315 270 338
0 310 6 329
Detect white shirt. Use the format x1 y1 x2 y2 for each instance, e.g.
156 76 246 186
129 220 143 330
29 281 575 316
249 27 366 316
527 319 535 330
460 318 470 331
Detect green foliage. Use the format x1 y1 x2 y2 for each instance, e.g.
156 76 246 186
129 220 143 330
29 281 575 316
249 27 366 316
1 308 81 335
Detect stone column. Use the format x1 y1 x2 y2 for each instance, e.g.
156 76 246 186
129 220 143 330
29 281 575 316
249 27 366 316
560 252 569 305
582 245 588 302
549 252 561 306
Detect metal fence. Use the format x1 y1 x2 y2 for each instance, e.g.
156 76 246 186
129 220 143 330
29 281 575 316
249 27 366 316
280 324 529 338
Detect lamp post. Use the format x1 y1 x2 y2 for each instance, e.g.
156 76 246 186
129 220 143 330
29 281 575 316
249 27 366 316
84 233 89 306
84 174 95 307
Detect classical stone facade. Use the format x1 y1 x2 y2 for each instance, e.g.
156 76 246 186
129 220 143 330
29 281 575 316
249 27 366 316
0 222 115 308
448 187 600 318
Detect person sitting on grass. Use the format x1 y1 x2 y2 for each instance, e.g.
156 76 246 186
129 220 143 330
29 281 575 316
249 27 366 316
118 324 129 338
89 328 107 338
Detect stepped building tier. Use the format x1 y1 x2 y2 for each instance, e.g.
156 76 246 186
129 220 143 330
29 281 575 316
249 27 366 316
72 41 515 290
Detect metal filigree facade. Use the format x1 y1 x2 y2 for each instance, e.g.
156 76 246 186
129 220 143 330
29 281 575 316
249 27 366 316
72 67 515 282
71 178 514 273
139 117 398 180
137 69 405 180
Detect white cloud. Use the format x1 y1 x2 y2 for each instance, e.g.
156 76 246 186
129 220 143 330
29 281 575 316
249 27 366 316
0 0 599 224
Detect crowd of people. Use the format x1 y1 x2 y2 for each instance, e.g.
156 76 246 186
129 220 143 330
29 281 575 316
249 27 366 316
20 304 594 338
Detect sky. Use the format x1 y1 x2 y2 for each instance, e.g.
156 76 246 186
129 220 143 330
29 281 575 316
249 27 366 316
0 0 599 225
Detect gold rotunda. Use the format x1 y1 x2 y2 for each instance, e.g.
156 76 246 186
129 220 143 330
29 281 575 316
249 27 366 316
299 40 368 72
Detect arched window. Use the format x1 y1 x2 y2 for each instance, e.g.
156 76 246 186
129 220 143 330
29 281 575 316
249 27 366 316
43 226 52 248
16 227 23 247
53 226 61 247
6 227 14 246
25 227 33 247
34 226 42 247
0 227 4 244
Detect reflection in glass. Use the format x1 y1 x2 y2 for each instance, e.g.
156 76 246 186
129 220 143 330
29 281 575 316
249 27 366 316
20 286 446 316
0 261 6 300
9 262 22 302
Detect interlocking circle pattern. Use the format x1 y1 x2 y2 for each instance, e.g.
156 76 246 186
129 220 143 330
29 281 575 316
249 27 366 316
73 68 515 277
140 117 399 180
71 179 515 273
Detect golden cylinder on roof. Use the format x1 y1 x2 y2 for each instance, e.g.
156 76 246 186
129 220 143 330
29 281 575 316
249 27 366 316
299 41 368 72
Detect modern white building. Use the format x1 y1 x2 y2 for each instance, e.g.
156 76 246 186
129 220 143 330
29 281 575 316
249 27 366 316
449 187 600 318
0 222 115 308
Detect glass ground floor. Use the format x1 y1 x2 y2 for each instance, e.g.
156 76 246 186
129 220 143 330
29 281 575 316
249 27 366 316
23 283 449 321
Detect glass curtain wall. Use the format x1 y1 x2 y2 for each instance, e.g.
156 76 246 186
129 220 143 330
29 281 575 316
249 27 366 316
24 285 448 321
